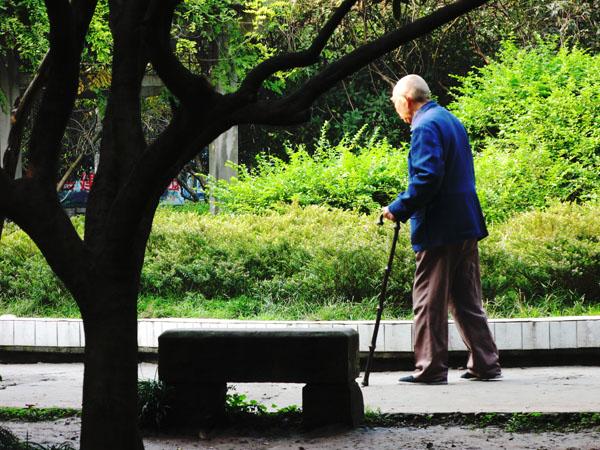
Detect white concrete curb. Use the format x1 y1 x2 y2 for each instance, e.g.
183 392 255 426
1 316 599 353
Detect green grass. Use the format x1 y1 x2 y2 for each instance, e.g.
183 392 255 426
362 411 600 432
0 407 80 422
1 406 599 435
134 292 600 321
137 294 414 321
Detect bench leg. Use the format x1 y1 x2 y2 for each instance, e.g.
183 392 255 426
164 381 227 430
302 381 364 428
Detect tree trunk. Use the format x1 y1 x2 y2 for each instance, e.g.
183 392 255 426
79 280 144 450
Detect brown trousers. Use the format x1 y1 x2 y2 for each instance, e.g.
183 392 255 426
411 239 500 382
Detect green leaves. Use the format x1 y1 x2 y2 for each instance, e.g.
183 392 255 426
207 125 408 215
450 38 600 223
0 0 49 69
480 202 600 314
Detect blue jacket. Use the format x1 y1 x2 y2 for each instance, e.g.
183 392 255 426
387 101 488 251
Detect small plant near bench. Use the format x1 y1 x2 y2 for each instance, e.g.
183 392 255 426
226 391 268 415
137 379 173 431
136 380 303 432
222 389 303 431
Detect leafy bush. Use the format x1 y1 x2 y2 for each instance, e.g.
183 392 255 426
212 39 600 226
481 202 600 316
2 202 599 320
450 39 600 223
207 125 409 215
141 204 415 317
0 220 81 317
137 379 172 431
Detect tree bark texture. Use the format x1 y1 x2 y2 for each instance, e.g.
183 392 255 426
80 288 142 450
0 1 490 449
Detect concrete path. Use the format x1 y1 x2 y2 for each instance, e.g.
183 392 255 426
1 363 599 413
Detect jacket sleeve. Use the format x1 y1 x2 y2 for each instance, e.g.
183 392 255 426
387 125 445 222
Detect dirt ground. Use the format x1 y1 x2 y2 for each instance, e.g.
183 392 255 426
3 418 600 450
2 364 600 448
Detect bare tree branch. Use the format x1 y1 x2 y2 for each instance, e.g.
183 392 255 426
432 17 460 73
57 153 84 193
466 15 490 64
186 166 209 195
2 51 50 179
176 174 200 202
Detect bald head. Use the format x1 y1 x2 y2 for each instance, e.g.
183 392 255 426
393 75 431 103
390 74 431 124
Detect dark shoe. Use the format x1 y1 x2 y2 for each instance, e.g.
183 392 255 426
398 375 448 385
461 371 503 381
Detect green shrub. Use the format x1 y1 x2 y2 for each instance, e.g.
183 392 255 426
0 221 80 317
207 125 409 215
142 201 600 319
2 203 599 320
141 204 415 317
207 39 600 226
450 39 600 223
481 202 600 316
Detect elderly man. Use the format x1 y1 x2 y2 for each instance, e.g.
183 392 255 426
383 74 501 384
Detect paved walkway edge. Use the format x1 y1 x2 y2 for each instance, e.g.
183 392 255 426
1 316 599 354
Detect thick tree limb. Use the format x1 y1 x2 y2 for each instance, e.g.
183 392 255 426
144 0 218 107
0 170 14 217
26 1 74 179
239 0 359 99
28 1 97 181
84 0 152 252
2 0 97 278
297 0 490 106
232 0 490 126
0 51 51 241
10 178 94 305
105 0 149 165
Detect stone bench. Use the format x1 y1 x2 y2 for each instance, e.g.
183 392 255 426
158 328 364 428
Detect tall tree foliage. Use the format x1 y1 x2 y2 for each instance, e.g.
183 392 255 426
0 1 489 448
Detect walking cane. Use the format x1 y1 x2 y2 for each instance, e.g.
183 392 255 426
362 214 401 387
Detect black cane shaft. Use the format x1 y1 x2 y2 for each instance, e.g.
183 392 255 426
362 220 400 387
